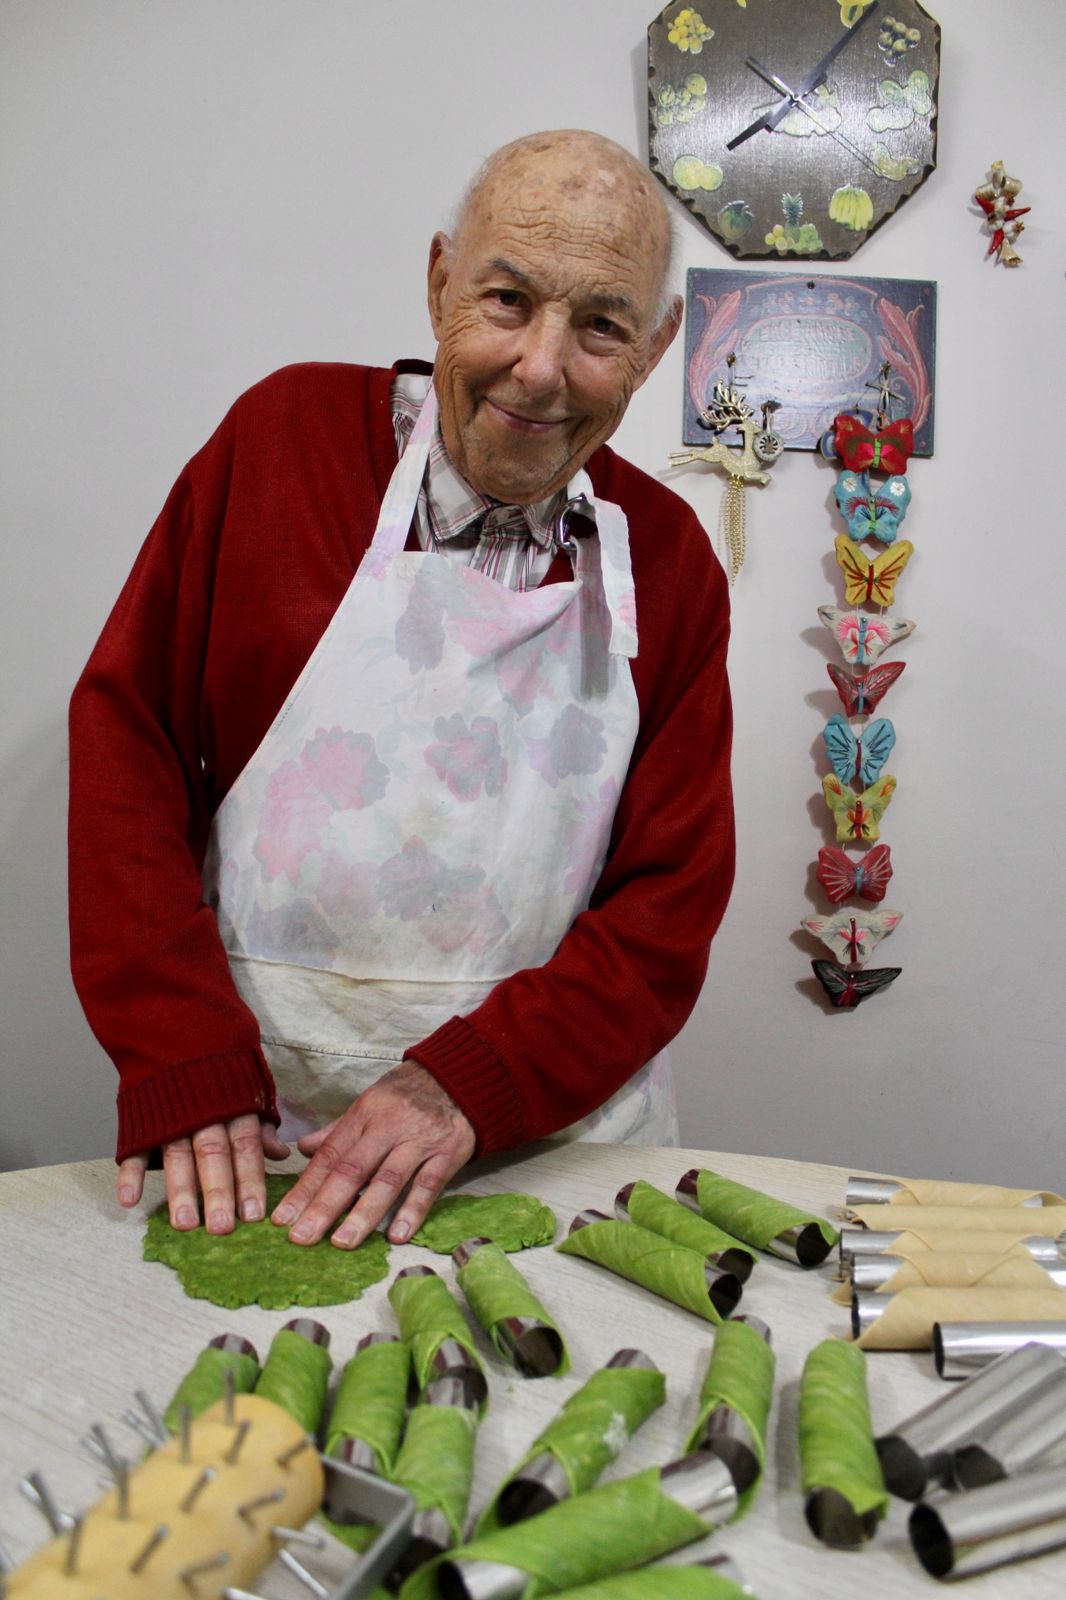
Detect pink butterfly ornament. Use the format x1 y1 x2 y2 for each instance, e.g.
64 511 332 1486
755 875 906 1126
818 606 916 667
801 908 903 968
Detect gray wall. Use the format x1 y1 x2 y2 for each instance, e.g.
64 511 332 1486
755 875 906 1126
3 0 1064 1184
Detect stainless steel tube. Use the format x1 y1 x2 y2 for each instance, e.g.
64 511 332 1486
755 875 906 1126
426 1338 488 1413
614 1181 754 1281
281 1317 330 1346
659 1451 738 1525
496 1451 571 1525
494 1316 565 1379
935 1321 1066 1379
846 1177 903 1206
910 1462 1066 1579
952 1361 1066 1487
876 1342 1066 1499
805 1487 881 1549
839 1224 903 1260
851 1255 905 1291
691 1405 761 1494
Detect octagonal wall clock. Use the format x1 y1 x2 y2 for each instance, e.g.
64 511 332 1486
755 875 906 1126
647 0 940 259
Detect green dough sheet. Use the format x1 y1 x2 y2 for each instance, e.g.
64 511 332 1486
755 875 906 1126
162 1344 260 1432
387 1271 488 1412
691 1169 838 1253
545 1570 751 1599
477 1361 665 1535
255 1328 332 1435
325 1338 412 1471
557 1220 724 1324
143 1174 390 1309
392 1402 479 1545
400 1467 709 1600
457 1242 569 1374
799 1340 888 1522
412 1191 556 1253
625 1181 755 1270
684 1321 775 1515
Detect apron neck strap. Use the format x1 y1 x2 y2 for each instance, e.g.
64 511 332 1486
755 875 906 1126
372 385 439 555
568 469 639 660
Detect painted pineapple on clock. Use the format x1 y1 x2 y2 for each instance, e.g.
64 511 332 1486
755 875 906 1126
647 0 940 258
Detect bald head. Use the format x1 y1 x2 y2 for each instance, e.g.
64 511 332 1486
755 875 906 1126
453 130 678 324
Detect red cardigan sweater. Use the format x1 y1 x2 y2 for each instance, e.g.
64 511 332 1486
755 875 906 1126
69 362 734 1162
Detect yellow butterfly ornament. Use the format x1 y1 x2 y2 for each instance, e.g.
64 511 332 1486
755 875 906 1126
834 536 913 608
822 773 897 844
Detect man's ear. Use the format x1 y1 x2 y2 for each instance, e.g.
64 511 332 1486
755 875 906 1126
427 232 452 339
635 294 684 391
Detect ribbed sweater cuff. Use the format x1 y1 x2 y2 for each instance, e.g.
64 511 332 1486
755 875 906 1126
116 1049 280 1162
405 1018 523 1157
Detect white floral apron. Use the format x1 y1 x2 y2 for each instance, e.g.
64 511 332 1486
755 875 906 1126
202 389 677 1147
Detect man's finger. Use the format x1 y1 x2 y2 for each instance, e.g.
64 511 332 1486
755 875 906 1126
330 1147 426 1250
285 1128 393 1245
272 1117 357 1228
228 1113 268 1223
191 1124 237 1235
386 1149 467 1244
116 1152 148 1209
262 1124 291 1162
162 1137 200 1229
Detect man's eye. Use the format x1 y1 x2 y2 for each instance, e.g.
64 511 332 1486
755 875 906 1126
492 289 523 308
588 316 621 338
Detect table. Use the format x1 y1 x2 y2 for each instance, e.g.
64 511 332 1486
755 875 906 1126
2 1142 1063 1597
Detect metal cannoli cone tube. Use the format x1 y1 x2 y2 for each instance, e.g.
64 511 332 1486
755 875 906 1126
454 1238 568 1377
557 1212 741 1323
254 1319 332 1434
935 1321 1066 1378
684 1318 774 1515
848 1204 1066 1237
476 1350 664 1535
909 1461 1066 1579
950 1358 1066 1487
799 1340 887 1548
847 1175 1064 1208
386 1378 481 1585
398 1456 736 1600
325 1331 411 1471
853 1286 1066 1351
835 1246 1056 1302
615 1181 756 1281
677 1168 837 1267
875 1341 1066 1499
389 1266 489 1414
162 1333 259 1431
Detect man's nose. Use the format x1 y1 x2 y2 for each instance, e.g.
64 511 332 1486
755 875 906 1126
512 315 568 396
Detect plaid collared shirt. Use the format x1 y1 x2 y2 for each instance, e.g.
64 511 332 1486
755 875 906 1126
391 370 571 591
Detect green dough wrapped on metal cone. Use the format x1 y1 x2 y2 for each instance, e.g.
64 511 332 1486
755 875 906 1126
392 1402 479 1546
255 1326 332 1435
412 1192 556 1253
326 1337 412 1470
548 1568 751 1599
399 1467 711 1600
557 1217 735 1324
621 1181 756 1274
681 1168 838 1264
388 1269 488 1413
455 1240 569 1376
684 1321 774 1516
162 1341 259 1431
799 1340 888 1548
476 1355 665 1536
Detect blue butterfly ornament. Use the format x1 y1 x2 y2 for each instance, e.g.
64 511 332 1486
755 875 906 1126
822 714 897 789
834 470 912 544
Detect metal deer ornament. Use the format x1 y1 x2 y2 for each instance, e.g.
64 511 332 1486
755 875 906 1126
669 365 781 585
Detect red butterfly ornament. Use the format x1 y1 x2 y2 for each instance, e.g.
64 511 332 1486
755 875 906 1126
834 413 914 476
812 959 901 1009
827 661 905 716
816 844 893 905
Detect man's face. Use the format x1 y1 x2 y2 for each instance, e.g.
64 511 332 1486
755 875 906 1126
427 151 678 504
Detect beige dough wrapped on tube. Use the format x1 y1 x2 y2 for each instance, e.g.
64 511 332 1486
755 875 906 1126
831 1247 1054 1305
861 1228 1065 1258
854 1287 1066 1351
849 1205 1066 1237
8 1393 323 1598
881 1178 1065 1207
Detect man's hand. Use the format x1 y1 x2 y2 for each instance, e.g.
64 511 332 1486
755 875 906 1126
269 1062 475 1249
116 1113 291 1233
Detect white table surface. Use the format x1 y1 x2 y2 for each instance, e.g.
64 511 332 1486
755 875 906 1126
2 1141 1063 1598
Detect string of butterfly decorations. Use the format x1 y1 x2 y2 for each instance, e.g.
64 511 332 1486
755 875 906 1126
809 363 917 1010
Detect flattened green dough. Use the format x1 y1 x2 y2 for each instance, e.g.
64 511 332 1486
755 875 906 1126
456 1243 568 1375
412 1192 556 1253
557 1220 723 1323
387 1271 488 1413
625 1181 755 1269
326 1339 411 1471
400 1467 709 1600
477 1362 664 1535
255 1327 332 1434
163 1345 260 1431
543 1569 750 1599
143 1175 390 1309
692 1169 838 1253
392 1403 479 1545
799 1340 888 1521
684 1321 775 1515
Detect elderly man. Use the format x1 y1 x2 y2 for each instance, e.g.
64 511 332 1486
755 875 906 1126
69 129 734 1253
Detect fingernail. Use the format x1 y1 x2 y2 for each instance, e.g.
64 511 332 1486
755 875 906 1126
119 1186 136 1206
207 1211 232 1234
391 1219 410 1242
273 1205 295 1225
290 1222 314 1243
176 1206 198 1228
241 1197 262 1222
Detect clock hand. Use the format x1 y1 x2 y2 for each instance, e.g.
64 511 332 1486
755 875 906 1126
726 1 880 151
744 55 881 176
